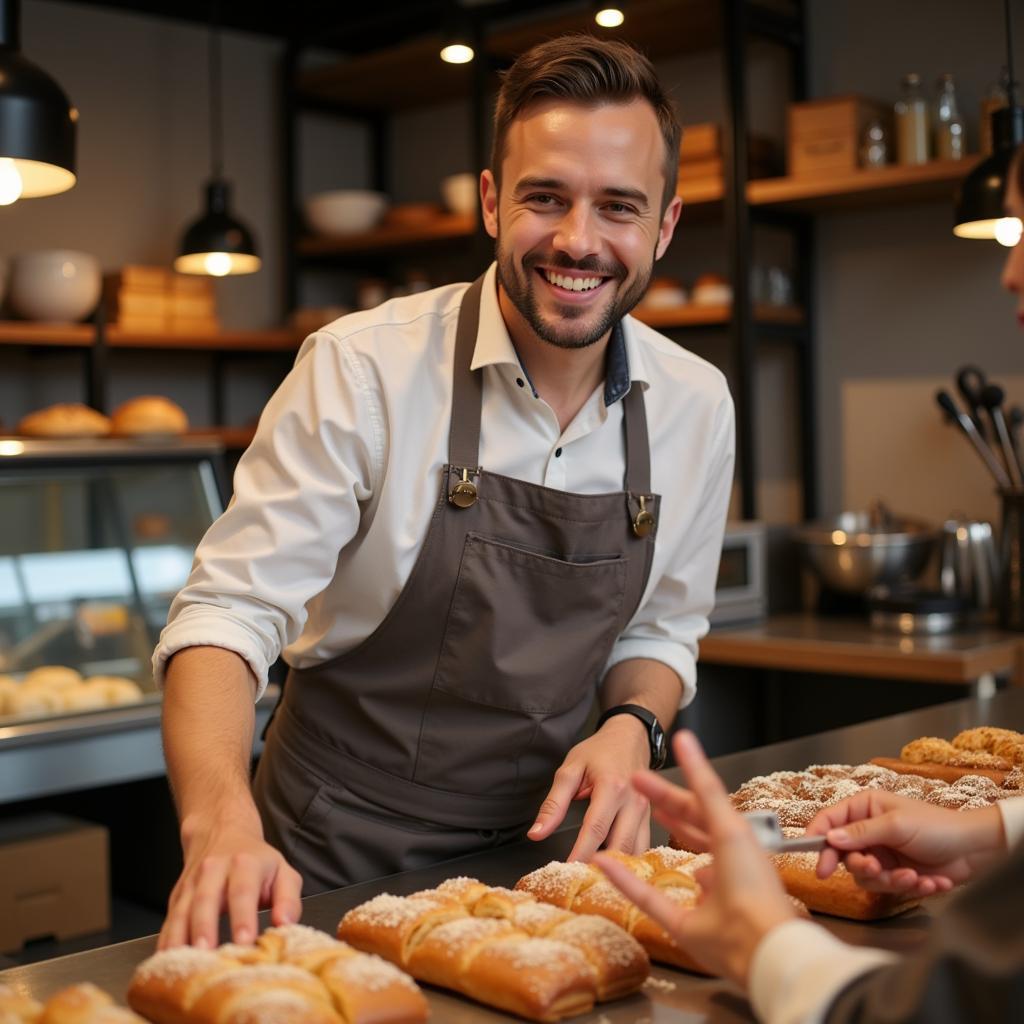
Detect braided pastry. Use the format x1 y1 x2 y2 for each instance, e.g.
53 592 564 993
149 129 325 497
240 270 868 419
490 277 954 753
0 981 145 1023
337 878 649 1021
126 924 427 1024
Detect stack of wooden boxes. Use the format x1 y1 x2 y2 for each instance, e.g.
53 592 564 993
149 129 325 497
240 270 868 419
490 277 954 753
678 122 778 186
103 266 219 334
786 96 890 177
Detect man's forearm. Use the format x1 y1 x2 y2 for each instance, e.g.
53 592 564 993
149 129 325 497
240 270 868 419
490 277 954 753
162 646 262 840
601 658 683 731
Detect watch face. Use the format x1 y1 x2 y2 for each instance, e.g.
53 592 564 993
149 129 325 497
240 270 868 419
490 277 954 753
651 729 668 769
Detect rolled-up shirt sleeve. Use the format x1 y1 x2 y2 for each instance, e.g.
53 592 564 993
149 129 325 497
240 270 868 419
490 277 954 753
152 331 382 697
603 383 735 705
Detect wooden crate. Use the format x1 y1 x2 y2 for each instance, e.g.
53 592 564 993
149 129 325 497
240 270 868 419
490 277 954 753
787 95 890 177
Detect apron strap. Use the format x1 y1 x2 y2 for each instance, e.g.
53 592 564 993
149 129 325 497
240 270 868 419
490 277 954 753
448 275 486 470
448 271 651 497
622 378 651 495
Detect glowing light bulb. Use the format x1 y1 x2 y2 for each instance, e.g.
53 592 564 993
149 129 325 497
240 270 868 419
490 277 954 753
440 43 474 64
995 216 1022 247
595 7 625 27
203 252 232 276
0 158 24 205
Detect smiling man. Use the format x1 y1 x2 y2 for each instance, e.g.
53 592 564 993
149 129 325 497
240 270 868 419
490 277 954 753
154 34 735 950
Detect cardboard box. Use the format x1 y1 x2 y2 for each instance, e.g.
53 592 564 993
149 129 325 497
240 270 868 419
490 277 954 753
787 95 890 177
0 813 110 953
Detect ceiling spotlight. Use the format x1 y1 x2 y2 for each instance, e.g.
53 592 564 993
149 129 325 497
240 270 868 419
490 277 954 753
440 42 474 64
594 3 625 29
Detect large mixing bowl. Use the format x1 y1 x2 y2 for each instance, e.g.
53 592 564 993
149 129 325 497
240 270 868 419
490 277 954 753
9 250 101 322
304 190 388 235
795 512 938 595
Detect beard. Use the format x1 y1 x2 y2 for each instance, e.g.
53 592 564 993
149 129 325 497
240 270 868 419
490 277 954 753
495 238 655 350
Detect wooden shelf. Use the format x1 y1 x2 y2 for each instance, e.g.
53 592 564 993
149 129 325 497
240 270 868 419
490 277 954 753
748 157 982 213
0 322 302 352
633 303 804 329
297 0 718 113
297 213 477 258
0 322 94 347
106 327 302 352
187 426 257 449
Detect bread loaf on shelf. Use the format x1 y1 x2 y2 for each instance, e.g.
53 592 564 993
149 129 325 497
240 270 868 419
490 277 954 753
337 878 649 1021
0 980 145 1023
126 924 428 1024
17 404 112 438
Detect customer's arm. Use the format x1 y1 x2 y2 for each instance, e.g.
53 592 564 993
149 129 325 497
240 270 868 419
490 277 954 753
159 646 302 950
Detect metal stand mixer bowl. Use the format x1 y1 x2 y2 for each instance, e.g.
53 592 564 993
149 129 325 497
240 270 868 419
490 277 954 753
795 511 938 595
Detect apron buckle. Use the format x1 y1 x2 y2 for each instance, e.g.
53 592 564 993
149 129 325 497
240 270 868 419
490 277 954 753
449 467 479 508
632 493 656 537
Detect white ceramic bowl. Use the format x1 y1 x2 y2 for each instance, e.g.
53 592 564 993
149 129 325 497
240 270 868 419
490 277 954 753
304 190 388 235
9 250 101 322
441 172 478 216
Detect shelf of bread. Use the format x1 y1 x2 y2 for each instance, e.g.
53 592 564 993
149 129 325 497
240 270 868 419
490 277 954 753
296 0 719 112
297 213 477 257
747 156 983 213
633 302 804 329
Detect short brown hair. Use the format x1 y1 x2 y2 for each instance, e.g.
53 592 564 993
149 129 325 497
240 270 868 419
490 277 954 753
491 34 681 213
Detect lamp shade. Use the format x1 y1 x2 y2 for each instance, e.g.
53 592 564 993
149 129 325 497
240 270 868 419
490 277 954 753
0 2 77 198
174 180 261 277
953 105 1024 240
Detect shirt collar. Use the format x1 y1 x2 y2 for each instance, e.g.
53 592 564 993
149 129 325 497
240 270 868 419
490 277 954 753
470 262 650 407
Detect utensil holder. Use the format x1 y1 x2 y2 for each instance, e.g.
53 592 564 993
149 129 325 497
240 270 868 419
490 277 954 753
1000 489 1024 630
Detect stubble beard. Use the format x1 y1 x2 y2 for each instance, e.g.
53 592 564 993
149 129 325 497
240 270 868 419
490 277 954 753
495 238 655 350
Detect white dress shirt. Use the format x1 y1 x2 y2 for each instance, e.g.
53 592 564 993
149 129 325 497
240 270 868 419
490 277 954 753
153 263 735 701
749 796 1024 1024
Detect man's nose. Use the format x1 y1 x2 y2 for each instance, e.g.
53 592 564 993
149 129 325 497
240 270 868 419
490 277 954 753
552 205 600 262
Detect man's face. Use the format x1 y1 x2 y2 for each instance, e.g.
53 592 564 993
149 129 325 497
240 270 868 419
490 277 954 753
481 98 681 350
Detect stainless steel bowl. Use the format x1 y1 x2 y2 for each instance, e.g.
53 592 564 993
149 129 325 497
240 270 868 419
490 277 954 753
795 511 938 595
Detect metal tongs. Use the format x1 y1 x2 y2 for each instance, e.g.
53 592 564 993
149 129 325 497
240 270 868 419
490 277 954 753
743 810 827 853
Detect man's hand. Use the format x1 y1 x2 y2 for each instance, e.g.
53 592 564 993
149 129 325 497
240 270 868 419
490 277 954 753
595 730 796 987
805 791 1006 897
158 810 303 950
528 714 652 861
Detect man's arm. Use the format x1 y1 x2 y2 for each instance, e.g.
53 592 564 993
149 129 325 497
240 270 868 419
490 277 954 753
159 646 302 949
528 657 682 859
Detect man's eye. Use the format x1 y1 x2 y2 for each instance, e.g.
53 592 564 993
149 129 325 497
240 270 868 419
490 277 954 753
606 202 636 215
527 194 558 206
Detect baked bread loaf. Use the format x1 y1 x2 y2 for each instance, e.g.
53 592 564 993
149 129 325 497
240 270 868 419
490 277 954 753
127 924 428 1024
110 396 188 437
869 727 1024 785
0 675 19 715
0 981 145 1022
515 849 761 975
337 879 649 1020
17 404 112 438
729 760 1022 919
24 665 83 691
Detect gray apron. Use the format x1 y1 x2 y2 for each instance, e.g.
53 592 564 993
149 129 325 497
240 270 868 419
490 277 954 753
252 276 661 895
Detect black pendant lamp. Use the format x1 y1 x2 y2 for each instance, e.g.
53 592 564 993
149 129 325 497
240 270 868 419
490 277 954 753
0 0 77 205
953 0 1024 245
174 8 260 276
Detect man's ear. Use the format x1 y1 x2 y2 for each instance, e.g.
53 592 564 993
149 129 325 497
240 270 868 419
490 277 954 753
480 169 499 240
655 194 682 261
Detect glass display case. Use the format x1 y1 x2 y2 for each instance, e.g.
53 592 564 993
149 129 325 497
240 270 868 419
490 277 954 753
0 438 279 802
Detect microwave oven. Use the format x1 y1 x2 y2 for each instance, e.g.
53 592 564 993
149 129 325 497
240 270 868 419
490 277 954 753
709 521 767 625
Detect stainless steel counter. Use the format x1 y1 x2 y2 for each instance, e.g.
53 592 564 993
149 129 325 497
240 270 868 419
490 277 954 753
5 688 1024 1022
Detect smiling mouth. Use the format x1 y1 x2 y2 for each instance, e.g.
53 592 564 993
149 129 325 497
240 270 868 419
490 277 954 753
536 267 611 296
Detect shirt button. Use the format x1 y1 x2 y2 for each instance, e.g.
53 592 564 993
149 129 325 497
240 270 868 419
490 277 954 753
555 447 563 458
516 377 525 388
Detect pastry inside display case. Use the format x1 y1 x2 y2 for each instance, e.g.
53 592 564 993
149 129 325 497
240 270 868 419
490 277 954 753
0 439 226 726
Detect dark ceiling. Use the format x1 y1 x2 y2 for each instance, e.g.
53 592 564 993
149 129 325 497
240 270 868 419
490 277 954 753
59 0 576 53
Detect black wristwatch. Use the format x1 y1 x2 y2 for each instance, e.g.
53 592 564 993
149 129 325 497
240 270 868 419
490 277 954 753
596 704 668 769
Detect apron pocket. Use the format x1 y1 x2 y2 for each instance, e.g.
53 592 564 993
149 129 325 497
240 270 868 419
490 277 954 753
433 531 627 715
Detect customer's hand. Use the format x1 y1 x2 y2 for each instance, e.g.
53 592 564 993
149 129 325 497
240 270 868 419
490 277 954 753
595 731 797 986
805 791 1006 897
158 813 303 950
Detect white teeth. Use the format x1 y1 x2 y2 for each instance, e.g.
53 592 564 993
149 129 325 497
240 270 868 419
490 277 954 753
543 270 603 292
